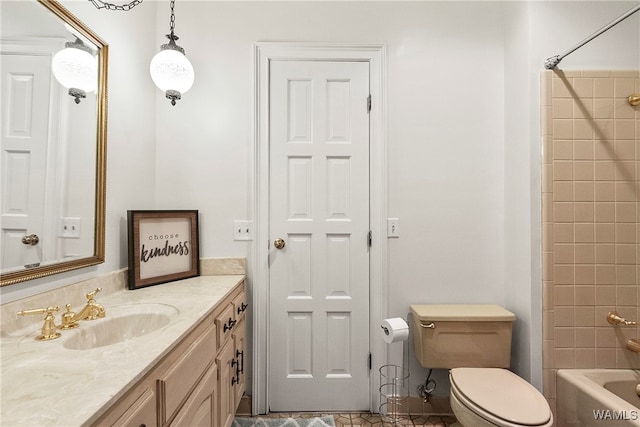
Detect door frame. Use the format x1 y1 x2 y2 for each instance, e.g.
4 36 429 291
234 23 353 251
252 42 387 414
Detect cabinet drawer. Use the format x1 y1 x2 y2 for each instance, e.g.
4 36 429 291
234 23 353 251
232 291 248 321
215 303 236 348
110 388 156 427
159 324 216 421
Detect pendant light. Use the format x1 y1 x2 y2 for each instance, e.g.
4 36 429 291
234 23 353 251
51 38 98 104
149 0 194 106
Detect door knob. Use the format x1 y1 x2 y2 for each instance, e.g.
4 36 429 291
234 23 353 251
21 234 40 246
274 238 285 249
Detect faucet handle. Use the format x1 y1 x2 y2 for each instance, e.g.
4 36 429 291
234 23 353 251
17 306 61 341
85 287 102 301
17 306 58 317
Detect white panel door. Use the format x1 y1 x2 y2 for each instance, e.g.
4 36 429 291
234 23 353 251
268 61 370 411
0 53 51 271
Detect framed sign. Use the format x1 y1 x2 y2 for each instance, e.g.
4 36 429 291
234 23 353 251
127 210 199 290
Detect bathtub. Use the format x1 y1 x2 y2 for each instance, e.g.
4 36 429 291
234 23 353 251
557 369 640 427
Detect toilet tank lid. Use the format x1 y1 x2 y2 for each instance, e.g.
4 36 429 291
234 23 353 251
410 304 516 321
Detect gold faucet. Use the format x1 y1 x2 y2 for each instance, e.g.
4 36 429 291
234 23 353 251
606 311 637 326
71 288 106 321
17 306 61 341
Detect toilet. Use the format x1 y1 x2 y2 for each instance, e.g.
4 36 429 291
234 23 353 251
410 304 552 427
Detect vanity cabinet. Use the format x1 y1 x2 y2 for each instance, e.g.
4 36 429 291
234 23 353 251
216 284 247 427
92 280 246 427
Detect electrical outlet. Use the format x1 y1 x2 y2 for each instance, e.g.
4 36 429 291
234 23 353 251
387 218 399 238
233 220 253 241
61 217 81 238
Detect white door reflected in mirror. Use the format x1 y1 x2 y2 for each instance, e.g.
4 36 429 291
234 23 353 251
0 0 106 284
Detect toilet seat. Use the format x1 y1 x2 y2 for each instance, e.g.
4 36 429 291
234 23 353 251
450 368 552 427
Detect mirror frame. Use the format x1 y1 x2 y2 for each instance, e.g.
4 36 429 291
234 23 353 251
1 0 108 286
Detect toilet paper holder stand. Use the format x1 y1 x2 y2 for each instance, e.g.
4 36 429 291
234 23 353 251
379 317 410 425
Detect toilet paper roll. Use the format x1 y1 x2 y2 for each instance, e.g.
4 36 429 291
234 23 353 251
380 317 409 343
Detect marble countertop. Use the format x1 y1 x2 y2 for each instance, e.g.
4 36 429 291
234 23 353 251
0 274 245 427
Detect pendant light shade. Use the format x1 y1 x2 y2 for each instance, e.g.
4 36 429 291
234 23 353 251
150 0 194 106
149 44 194 103
51 39 98 104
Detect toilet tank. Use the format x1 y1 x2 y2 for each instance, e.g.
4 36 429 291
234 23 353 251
409 304 515 369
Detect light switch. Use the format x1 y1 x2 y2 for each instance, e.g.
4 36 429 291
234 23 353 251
233 220 253 241
387 218 399 238
61 217 81 238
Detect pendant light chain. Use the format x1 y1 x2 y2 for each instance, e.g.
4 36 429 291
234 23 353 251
169 0 176 37
88 0 143 11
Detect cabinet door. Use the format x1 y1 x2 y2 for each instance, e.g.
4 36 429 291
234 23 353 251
159 324 216 422
232 319 246 406
216 338 235 427
169 362 217 427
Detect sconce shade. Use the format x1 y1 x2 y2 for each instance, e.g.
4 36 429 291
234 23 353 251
51 41 97 101
149 48 194 104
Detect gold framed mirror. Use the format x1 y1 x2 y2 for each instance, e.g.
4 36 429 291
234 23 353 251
0 0 107 286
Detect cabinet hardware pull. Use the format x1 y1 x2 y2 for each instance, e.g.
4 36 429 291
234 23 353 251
224 318 236 332
236 350 244 373
237 302 248 315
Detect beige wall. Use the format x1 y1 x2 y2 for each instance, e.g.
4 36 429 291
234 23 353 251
541 70 640 417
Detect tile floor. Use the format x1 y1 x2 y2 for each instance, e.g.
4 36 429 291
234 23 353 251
249 412 458 427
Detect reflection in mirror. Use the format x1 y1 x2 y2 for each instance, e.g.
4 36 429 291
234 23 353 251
0 0 107 286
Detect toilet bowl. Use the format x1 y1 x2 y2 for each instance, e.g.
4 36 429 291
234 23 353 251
409 304 552 427
449 368 553 427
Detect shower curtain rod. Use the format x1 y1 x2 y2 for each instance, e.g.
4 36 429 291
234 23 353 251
544 3 640 69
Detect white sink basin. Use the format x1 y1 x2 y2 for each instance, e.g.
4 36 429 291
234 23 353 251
63 303 179 350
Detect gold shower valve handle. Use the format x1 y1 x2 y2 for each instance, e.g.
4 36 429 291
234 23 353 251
274 238 285 250
607 311 637 326
629 94 640 107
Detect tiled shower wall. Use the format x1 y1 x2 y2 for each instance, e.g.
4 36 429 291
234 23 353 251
541 70 640 416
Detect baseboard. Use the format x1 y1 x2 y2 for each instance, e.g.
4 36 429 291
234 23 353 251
234 395 453 417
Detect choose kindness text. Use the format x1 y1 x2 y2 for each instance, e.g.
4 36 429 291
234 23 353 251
140 233 190 263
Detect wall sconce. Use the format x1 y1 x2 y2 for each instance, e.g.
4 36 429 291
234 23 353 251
51 38 97 104
149 0 194 106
